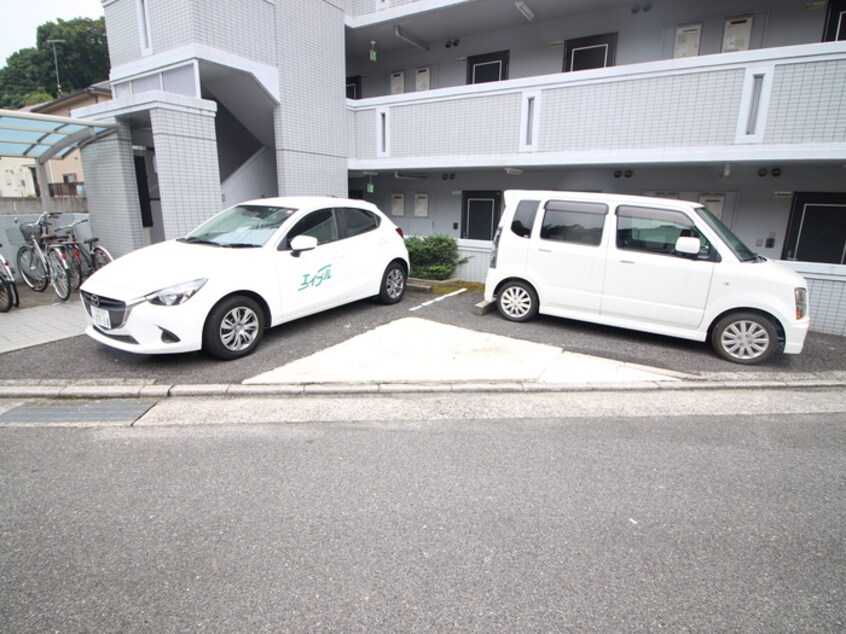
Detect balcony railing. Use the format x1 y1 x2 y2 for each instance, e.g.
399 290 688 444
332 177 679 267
347 42 846 170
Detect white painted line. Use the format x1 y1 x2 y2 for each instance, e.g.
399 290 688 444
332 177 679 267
409 287 467 312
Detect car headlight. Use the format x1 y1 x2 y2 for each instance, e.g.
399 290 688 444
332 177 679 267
146 278 207 306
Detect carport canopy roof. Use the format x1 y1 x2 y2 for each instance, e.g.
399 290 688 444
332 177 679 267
0 108 117 164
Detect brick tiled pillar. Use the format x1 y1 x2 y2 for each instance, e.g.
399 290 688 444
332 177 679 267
150 105 222 239
80 120 145 258
274 0 348 197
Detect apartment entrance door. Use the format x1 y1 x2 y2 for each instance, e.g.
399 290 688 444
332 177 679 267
824 0 846 40
783 192 846 264
466 51 509 84
461 191 501 240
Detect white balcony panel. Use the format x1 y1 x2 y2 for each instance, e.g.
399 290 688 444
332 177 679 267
389 93 522 157
539 70 744 152
347 43 846 168
765 59 846 144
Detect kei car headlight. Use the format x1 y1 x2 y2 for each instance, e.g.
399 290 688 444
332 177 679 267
146 278 207 306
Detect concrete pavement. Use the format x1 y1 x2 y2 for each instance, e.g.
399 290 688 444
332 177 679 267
2 285 846 399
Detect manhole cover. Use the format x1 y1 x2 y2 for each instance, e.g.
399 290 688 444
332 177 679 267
0 399 157 424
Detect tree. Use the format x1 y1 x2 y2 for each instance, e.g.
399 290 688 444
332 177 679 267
0 48 46 109
0 17 109 109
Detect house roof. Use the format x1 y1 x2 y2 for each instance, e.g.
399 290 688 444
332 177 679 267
28 83 112 115
0 108 117 164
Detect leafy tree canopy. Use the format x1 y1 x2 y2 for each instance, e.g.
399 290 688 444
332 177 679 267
0 17 109 109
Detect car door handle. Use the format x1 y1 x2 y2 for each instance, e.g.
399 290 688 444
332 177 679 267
619 260 635 264
538 248 552 253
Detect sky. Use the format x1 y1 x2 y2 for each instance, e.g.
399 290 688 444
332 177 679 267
1 0 105 67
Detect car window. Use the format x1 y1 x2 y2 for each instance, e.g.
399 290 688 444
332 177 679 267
511 200 539 238
283 209 339 249
540 200 607 246
617 205 713 259
341 207 380 238
185 205 296 247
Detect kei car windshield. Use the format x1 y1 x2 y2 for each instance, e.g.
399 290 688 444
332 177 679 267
694 205 757 262
184 205 297 247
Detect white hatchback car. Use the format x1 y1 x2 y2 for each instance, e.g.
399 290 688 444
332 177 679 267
80 197 409 359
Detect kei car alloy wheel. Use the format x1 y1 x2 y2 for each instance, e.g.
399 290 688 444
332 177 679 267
497 281 539 322
712 312 778 365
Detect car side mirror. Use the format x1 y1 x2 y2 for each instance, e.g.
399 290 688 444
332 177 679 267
289 234 318 257
675 236 701 256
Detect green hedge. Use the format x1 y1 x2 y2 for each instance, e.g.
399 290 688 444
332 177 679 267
404 234 467 281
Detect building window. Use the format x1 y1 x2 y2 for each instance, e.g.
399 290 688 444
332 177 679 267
563 33 618 72
467 51 509 84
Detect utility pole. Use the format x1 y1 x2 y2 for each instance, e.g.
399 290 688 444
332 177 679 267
46 39 66 96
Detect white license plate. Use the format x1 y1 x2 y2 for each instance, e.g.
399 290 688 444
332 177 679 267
90 305 111 329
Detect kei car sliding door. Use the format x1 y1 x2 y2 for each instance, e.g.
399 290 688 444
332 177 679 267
525 199 609 315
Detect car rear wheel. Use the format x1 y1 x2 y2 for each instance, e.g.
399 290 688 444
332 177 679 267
378 261 407 304
497 280 539 322
711 312 778 365
203 295 265 360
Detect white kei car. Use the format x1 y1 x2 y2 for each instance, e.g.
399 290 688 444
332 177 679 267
80 197 409 360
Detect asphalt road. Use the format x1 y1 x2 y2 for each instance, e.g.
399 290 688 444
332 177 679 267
2 286 846 384
2 396 845 632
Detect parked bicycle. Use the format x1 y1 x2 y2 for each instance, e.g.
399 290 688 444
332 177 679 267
0 242 19 312
54 217 113 285
15 212 72 301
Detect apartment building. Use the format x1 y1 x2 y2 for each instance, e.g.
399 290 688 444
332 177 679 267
76 0 846 334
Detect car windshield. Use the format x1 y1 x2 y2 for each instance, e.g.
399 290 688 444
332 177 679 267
182 205 297 247
694 205 758 262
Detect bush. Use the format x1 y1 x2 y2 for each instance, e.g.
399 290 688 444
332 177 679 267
405 234 467 281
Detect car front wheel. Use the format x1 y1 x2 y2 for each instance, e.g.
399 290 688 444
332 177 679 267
497 280 539 322
203 295 265 360
711 312 778 365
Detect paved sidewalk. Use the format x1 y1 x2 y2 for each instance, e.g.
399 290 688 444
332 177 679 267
0 295 87 354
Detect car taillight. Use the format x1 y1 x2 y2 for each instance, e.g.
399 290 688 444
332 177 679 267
395 227 404 238
489 226 502 269
795 287 808 320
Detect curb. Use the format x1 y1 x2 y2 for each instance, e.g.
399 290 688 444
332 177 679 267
1 378 845 400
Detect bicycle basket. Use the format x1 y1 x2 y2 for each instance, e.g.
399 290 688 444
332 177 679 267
19 224 40 243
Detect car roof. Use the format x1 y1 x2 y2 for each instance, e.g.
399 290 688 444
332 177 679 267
237 196 380 212
504 190 702 211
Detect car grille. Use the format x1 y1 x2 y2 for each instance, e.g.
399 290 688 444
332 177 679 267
92 326 139 344
81 290 130 329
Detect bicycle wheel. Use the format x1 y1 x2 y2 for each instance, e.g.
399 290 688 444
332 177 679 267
92 246 113 270
76 245 93 278
0 277 12 312
16 246 48 292
65 248 82 290
47 249 71 301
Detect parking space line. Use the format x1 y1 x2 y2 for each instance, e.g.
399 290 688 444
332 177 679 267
409 288 467 312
